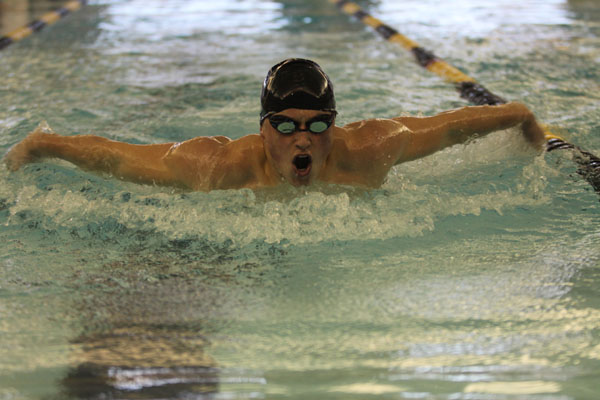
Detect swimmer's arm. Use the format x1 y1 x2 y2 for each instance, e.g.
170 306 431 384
392 102 546 163
3 126 182 186
4 125 263 190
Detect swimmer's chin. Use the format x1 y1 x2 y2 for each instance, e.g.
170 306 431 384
289 178 311 187
287 173 313 187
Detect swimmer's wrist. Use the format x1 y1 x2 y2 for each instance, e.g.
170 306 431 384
521 119 546 149
23 129 63 160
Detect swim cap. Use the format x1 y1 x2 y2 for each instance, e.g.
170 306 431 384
260 58 336 123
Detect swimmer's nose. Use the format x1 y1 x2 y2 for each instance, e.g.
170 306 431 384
295 132 311 150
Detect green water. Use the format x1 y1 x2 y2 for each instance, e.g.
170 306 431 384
1 1 599 399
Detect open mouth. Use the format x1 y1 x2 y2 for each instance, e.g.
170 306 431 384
292 154 312 177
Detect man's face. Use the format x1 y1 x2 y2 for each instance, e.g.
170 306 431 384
260 108 335 186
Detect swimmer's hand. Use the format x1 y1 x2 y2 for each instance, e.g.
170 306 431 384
3 121 54 171
512 103 546 150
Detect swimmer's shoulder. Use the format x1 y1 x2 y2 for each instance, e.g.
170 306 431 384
335 117 412 145
166 134 262 155
163 134 266 190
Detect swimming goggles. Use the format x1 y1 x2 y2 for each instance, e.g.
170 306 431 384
267 113 336 135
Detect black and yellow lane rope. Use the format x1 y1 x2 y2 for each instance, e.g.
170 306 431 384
330 0 600 194
0 0 87 51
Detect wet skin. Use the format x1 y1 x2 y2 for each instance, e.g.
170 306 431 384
3 102 546 191
260 109 334 187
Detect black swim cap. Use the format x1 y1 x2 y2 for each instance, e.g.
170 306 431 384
260 58 336 123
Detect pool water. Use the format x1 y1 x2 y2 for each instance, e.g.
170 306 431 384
1 1 599 399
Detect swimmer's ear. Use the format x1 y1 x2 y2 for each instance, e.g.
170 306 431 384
259 123 266 138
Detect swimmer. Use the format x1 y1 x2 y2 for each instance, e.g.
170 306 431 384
3 58 545 191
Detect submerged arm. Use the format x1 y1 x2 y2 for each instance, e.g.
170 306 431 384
393 102 546 163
